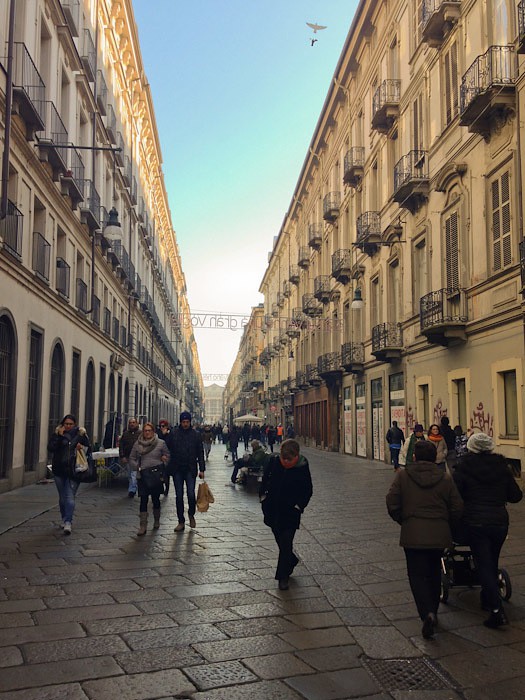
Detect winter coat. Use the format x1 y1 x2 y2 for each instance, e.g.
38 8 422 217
164 426 205 476
119 428 140 460
48 427 90 479
386 426 405 446
259 454 313 531
251 446 269 471
398 432 426 466
386 460 463 549
440 423 456 451
267 428 277 445
228 429 239 449
428 436 448 465
202 428 214 445
129 437 170 472
453 452 522 527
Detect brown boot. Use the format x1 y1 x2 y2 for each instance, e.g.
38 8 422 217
137 512 148 536
153 509 161 529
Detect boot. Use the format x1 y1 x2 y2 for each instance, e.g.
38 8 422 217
483 608 508 628
153 509 161 529
137 512 148 536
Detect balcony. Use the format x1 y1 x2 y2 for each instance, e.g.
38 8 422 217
60 146 84 208
289 265 300 284
108 240 135 290
371 322 403 362
121 155 132 187
95 70 108 115
520 240 525 293
105 103 117 143
420 288 467 345
283 280 291 298
0 200 23 259
56 257 70 297
308 223 323 250
92 294 100 326
393 150 429 213
306 363 322 386
318 352 342 380
314 275 331 303
103 307 111 335
276 292 284 308
296 370 309 390
519 1 525 54
323 192 341 223
32 232 50 282
356 212 381 256
298 246 310 269
331 249 352 285
422 0 461 47
76 278 88 313
289 308 307 336
79 180 100 232
81 29 96 82
371 80 400 134
302 293 323 317
271 302 279 318
12 43 45 140
460 46 516 138
115 131 125 166
112 317 120 344
60 0 80 37
341 342 365 373
343 147 365 187
37 102 68 179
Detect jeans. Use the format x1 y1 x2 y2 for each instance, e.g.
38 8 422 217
389 446 401 468
173 470 197 523
404 548 443 620
272 527 299 580
54 475 80 523
231 446 238 461
204 443 211 459
127 463 137 494
139 493 161 512
466 523 508 611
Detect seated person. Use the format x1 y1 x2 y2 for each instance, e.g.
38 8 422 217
230 440 269 484
231 453 252 484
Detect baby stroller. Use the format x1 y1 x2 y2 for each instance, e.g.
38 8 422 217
440 541 512 604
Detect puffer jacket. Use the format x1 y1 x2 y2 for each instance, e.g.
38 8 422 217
453 452 522 527
386 460 463 549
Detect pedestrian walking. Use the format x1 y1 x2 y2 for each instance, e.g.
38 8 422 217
119 417 141 497
47 414 91 535
276 423 284 444
398 423 426 466
386 420 405 470
228 426 239 462
427 424 448 469
440 416 457 470
202 425 214 461
129 422 170 535
157 419 172 496
242 422 251 451
267 425 277 452
164 411 205 532
453 432 522 628
259 439 313 591
386 440 463 639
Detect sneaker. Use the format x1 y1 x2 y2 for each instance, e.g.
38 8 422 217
189 516 196 529
483 608 509 628
174 522 185 532
421 613 436 639
128 491 135 498
278 577 289 591
63 522 72 536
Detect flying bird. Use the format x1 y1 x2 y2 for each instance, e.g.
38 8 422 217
306 22 327 33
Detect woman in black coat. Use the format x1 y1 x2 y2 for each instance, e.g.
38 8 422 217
259 439 313 590
453 432 522 628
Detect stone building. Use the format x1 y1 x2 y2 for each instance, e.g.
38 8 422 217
0 0 202 491
203 383 224 425
227 0 525 469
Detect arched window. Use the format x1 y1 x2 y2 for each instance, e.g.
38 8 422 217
0 315 16 478
48 343 65 440
84 361 95 441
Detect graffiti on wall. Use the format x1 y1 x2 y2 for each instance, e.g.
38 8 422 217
470 402 494 437
433 400 448 424
406 405 415 431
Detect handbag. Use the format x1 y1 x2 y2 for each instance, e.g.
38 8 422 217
196 481 215 512
74 448 97 483
140 465 165 492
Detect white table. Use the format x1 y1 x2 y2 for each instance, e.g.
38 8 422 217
92 448 120 461
92 449 123 486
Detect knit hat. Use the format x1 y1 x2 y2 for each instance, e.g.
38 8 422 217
180 411 192 422
414 424 424 433
467 432 494 454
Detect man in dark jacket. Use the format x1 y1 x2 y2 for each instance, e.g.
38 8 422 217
119 417 141 497
386 421 405 470
440 416 457 469
165 411 205 531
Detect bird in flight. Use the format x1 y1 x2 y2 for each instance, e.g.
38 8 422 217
306 22 327 46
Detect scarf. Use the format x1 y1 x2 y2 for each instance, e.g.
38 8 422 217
136 434 158 456
428 433 443 443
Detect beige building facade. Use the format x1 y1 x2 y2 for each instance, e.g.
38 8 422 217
228 0 525 469
0 0 202 492
203 383 224 425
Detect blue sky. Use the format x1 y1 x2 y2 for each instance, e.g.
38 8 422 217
133 0 359 382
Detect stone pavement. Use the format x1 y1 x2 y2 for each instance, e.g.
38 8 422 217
1 445 525 700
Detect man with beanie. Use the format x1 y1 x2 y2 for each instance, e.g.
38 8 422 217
165 412 205 531
453 432 522 628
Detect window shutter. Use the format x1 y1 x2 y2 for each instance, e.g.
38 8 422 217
444 52 452 124
492 171 512 271
445 211 459 289
451 42 458 117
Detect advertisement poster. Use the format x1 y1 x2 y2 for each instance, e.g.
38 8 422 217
390 404 406 438
356 405 366 457
343 391 352 454
372 405 385 461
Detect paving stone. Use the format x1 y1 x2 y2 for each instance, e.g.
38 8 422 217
217 615 299 637
451 623 525 647
43 593 114 609
0 656 123 692
283 611 344 629
123 623 226 650
169 606 240 625
5 585 64 600
85 568 160 581
230 601 287 618
296 645 362 671
352 625 423 659
33 603 141 624
278 597 334 614
286 667 381 699
110 587 173 603
409 631 480 658
26 573 87 585
184 660 257 690
135 574 193 588
115 646 204 674
463 676 525 700
169 581 251 598
62 579 141 595
82 668 195 700
190 590 276 609
337 607 391 626
194 634 295 662
84 613 177 635
0 599 46 613
135 598 197 614
0 613 34 629
439 646 525 687
0 647 23 668
0 682 90 700
279 626 355 650
324 589 375 608
23 634 129 663
191 679 306 700
242 652 315 679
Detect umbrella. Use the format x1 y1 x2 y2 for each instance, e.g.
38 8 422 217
233 413 263 424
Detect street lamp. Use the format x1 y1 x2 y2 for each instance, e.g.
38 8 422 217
351 288 364 310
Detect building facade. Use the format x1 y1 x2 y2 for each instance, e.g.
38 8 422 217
0 0 203 492
227 0 525 469
203 383 225 425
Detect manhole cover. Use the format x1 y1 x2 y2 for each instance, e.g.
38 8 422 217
361 656 457 692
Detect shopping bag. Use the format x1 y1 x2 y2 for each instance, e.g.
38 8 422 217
196 481 215 512
74 447 97 483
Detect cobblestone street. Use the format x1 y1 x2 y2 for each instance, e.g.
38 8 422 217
1 445 525 699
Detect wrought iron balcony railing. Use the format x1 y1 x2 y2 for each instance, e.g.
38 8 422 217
56 257 70 298
60 0 80 37
318 352 341 378
323 192 341 222
372 79 400 133
12 43 46 136
76 278 88 313
283 280 291 298
393 150 429 213
112 317 120 343
341 342 365 371
298 246 310 269
421 0 461 47
60 145 84 207
0 200 23 258
32 231 50 281
308 223 323 249
80 179 100 231
420 288 467 345
331 249 352 284
371 322 403 361
314 275 331 303
81 29 96 82
356 212 381 254
96 70 108 115
289 265 300 284
302 293 323 317
92 294 100 326
343 147 365 187
306 363 322 385
38 101 68 176
103 307 111 335
105 103 117 143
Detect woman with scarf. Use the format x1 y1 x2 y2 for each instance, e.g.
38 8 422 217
427 424 448 469
129 422 170 535
47 414 91 535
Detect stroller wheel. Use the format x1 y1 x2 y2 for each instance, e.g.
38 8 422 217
498 568 512 601
440 571 450 603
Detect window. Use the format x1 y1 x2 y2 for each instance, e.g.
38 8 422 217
413 93 423 152
491 170 513 272
388 259 401 323
501 370 518 438
0 315 16 478
415 0 424 46
71 350 81 419
48 344 65 439
443 42 459 126
445 210 459 288
417 383 429 429
452 378 467 429
85 361 95 441
370 277 381 329
25 329 43 470
413 237 428 309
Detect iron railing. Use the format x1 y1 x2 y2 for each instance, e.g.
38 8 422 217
323 192 341 221
318 352 341 375
56 258 70 297
394 150 428 193
68 145 85 188
302 293 322 316
419 288 467 331
289 265 300 284
343 147 365 179
331 249 352 277
103 307 111 335
460 46 515 115
40 101 68 167
81 28 96 81
92 294 100 326
32 232 50 281
341 341 365 366
96 70 108 115
60 0 80 36
105 103 117 142
306 363 321 384
81 179 101 224
356 212 381 241
76 278 88 312
314 275 331 300
112 317 120 343
372 79 401 117
283 280 292 298
372 322 403 353
0 200 23 257
298 246 310 268
308 222 323 248
13 43 46 124
422 0 460 25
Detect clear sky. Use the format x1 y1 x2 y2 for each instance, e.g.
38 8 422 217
133 0 359 384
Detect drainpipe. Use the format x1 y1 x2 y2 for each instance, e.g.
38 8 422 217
0 0 16 220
